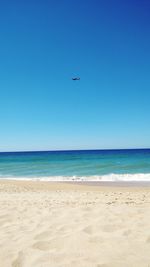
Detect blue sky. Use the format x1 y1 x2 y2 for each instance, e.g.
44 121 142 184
0 0 150 151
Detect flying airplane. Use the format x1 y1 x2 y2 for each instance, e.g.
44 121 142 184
72 77 80 81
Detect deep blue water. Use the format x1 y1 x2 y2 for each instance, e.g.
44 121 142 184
0 149 150 181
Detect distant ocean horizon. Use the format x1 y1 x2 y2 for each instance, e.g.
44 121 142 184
0 148 150 182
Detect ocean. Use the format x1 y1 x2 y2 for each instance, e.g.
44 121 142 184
0 149 150 182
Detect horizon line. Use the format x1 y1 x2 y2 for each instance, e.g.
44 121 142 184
0 147 150 153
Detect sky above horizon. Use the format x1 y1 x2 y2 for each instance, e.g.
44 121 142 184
0 0 150 151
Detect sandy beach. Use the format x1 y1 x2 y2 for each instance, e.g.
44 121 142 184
0 180 150 267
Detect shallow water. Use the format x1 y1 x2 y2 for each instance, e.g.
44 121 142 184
0 149 150 181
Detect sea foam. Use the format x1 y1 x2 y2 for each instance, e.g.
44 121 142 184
1 173 150 182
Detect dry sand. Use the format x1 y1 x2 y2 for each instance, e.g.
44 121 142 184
0 180 150 267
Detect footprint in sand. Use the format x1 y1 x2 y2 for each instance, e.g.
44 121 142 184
0 214 9 219
89 235 104 243
83 225 93 234
123 229 132 236
82 207 92 212
12 259 21 267
102 224 119 233
32 239 62 251
12 252 23 267
0 217 12 226
34 231 51 240
58 225 69 234
146 236 150 243
32 241 52 251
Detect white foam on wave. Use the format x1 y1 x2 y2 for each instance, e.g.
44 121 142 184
0 173 150 182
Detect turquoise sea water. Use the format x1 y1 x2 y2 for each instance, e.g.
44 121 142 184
0 149 150 181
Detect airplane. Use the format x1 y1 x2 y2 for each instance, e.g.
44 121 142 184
72 77 80 81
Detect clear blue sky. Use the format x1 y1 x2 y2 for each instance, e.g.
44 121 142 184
0 0 150 151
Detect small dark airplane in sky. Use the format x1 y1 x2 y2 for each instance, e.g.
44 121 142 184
72 77 80 81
